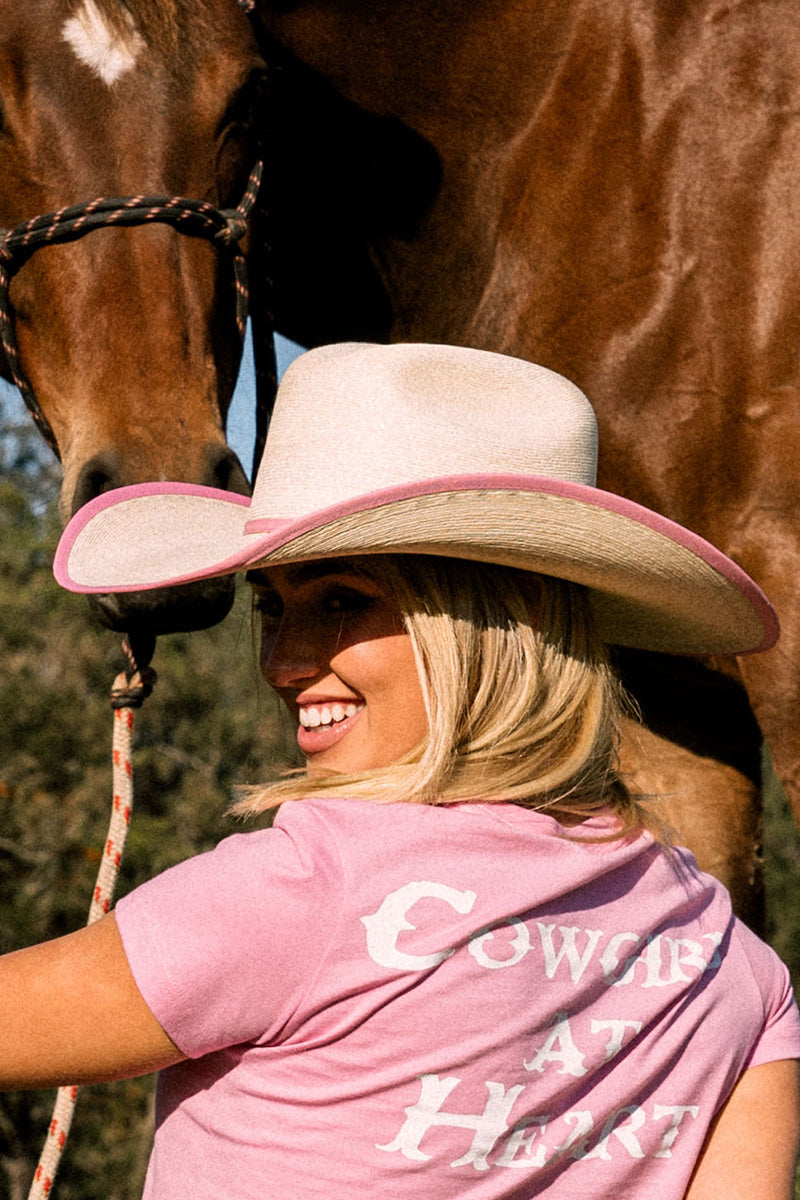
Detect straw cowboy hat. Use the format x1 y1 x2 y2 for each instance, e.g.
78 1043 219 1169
55 342 777 656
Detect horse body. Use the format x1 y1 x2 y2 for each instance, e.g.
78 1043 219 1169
0 0 265 631
256 0 800 919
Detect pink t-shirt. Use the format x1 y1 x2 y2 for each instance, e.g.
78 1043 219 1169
115 798 800 1199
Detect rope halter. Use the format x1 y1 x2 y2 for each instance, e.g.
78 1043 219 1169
0 161 263 458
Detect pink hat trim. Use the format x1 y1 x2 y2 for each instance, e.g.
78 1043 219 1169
53 481 251 587
54 474 779 653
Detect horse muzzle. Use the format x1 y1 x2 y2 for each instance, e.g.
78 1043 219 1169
88 574 238 636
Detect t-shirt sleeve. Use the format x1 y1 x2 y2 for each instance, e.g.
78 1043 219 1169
733 920 800 1068
114 804 344 1058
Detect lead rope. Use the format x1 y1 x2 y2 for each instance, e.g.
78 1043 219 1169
27 636 157 1200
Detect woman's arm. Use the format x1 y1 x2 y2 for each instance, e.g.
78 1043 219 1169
0 913 186 1089
685 1058 800 1200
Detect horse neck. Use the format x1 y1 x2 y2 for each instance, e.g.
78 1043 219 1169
259 0 800 169
258 2 672 140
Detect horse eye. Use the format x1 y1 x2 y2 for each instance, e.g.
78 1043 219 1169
217 69 268 139
215 71 266 201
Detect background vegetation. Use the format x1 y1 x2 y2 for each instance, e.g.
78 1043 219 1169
0 396 798 1198
0 400 290 1198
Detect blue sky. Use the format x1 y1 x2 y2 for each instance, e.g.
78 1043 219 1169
0 328 306 482
226 330 306 473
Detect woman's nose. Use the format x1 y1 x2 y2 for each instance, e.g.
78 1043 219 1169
259 621 324 688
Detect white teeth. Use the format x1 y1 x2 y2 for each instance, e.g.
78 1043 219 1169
299 703 363 729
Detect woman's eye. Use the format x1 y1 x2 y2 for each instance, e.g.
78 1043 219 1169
252 591 282 623
322 588 374 618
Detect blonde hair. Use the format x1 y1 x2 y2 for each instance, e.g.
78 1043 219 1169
234 555 650 835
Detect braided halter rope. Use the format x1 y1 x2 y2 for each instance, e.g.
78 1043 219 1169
28 640 157 1200
0 161 263 458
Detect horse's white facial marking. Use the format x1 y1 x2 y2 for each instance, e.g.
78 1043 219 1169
62 0 144 86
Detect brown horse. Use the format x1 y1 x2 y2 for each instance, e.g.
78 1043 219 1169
0 0 267 633
249 0 800 924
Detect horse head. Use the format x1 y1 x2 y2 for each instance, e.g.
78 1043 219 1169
0 0 267 633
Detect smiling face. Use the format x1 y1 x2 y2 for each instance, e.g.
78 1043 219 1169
250 559 429 777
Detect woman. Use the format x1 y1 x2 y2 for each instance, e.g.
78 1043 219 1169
6 343 800 1197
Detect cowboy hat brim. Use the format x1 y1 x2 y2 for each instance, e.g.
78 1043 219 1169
54 473 778 657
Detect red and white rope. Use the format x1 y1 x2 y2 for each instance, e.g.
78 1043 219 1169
27 650 154 1199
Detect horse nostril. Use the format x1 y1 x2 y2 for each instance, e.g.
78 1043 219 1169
69 446 249 518
208 445 250 496
71 454 120 515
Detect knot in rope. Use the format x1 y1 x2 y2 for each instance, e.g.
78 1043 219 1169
216 209 250 244
109 633 157 710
